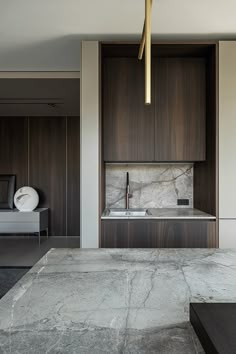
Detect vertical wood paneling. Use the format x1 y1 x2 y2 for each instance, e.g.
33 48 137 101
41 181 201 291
0 117 28 189
67 116 80 236
29 117 66 236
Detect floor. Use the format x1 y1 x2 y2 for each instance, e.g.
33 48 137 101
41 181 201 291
0 236 80 299
1 248 236 353
0 236 80 267
0 267 30 299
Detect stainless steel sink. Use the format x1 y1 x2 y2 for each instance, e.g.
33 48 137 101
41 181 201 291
108 209 150 217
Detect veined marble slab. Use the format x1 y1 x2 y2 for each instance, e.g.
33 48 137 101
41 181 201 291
106 164 193 209
1 248 236 353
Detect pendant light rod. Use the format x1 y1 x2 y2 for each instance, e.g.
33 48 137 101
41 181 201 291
138 0 152 105
145 0 152 104
138 0 152 61
138 22 146 60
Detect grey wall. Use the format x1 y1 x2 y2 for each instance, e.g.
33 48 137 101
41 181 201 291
80 41 99 248
1 1 236 71
0 37 81 71
219 41 236 248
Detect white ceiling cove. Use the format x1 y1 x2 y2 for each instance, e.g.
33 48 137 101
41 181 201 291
0 0 236 71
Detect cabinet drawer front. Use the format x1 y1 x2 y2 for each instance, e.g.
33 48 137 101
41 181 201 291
0 212 40 222
101 220 129 248
149 221 216 248
101 220 217 248
0 223 39 233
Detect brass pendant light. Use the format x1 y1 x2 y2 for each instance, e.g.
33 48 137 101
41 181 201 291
138 0 153 105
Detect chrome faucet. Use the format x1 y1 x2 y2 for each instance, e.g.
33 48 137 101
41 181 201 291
125 172 132 210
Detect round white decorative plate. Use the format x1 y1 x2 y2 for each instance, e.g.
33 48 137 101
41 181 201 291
14 187 39 212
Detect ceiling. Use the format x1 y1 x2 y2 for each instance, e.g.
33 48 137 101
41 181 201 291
0 0 236 71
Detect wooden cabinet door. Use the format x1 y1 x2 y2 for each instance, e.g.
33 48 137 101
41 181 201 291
154 58 206 161
103 58 155 162
128 221 152 248
129 221 216 248
101 220 129 248
151 221 216 248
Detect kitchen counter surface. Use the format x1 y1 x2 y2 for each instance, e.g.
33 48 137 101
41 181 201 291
101 208 216 220
0 248 236 353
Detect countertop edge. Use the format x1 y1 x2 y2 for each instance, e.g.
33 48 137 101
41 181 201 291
101 208 216 220
101 216 216 220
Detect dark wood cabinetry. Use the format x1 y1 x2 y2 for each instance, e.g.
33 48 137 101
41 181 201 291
101 220 217 248
154 58 206 161
128 221 152 248
103 58 154 161
101 220 129 248
100 43 218 248
102 45 208 162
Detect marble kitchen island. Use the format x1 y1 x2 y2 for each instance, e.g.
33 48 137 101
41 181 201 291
0 249 236 353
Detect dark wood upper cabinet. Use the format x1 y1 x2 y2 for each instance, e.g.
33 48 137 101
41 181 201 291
102 46 208 162
103 57 155 161
154 58 206 161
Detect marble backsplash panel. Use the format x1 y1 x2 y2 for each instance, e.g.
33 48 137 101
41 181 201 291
105 164 193 209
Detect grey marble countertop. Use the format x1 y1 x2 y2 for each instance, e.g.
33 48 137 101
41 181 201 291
101 207 216 220
0 248 235 353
